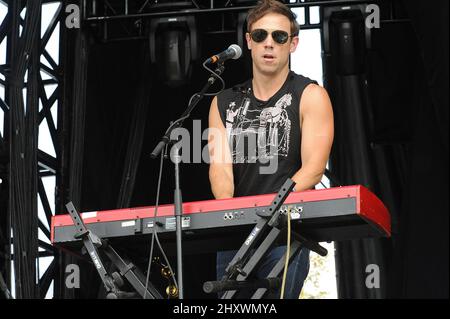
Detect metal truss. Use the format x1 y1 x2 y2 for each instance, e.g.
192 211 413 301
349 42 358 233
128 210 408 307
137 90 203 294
80 0 333 42
0 0 67 299
77 0 407 43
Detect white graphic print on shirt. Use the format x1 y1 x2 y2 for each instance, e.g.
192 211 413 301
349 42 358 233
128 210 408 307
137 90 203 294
225 93 292 163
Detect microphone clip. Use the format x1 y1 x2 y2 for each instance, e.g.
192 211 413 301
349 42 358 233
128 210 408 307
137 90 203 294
207 63 225 84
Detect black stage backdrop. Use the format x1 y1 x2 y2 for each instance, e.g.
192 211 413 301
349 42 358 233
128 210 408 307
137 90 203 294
327 0 448 298
397 0 448 298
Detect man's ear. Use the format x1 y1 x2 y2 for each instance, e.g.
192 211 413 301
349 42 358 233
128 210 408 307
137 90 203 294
246 32 252 50
290 36 299 53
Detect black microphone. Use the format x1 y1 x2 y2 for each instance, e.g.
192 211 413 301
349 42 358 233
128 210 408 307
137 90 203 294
205 44 242 64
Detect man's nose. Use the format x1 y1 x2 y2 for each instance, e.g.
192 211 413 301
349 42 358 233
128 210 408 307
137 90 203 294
263 33 274 48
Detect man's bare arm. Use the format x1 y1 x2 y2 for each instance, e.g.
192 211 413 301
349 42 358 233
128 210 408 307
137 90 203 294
208 97 234 199
292 84 334 191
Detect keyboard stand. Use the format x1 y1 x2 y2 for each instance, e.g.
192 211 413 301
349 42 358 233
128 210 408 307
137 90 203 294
65 202 163 299
250 233 328 299
202 178 328 299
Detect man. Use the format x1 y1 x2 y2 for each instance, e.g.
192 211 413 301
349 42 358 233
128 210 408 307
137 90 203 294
208 0 334 299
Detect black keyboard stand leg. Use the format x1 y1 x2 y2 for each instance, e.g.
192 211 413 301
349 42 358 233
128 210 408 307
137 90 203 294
251 240 302 299
221 227 282 299
65 201 162 299
102 242 163 299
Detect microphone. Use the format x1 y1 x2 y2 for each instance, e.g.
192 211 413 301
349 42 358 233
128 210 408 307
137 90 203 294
205 44 242 64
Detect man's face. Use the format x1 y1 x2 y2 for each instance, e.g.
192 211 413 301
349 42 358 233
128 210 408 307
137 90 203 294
246 13 299 76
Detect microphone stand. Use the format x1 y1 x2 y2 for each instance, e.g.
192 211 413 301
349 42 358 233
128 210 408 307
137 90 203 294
150 63 225 299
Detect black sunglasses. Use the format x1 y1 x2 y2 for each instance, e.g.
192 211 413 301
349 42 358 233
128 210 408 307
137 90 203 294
249 29 294 44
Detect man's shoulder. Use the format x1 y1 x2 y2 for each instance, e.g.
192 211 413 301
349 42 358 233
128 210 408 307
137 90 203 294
302 82 328 98
300 83 332 115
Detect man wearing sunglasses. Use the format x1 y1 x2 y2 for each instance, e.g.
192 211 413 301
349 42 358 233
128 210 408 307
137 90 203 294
208 0 334 299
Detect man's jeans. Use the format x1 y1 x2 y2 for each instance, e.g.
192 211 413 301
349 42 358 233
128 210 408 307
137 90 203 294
216 246 310 299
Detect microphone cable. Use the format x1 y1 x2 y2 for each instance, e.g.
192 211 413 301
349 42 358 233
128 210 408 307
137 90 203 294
201 61 226 97
164 61 226 134
154 61 225 151
144 60 226 298
143 146 178 299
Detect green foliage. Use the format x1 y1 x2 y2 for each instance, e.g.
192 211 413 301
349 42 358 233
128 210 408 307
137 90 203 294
300 242 337 299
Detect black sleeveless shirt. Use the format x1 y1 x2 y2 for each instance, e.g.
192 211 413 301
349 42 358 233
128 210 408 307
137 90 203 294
217 71 317 197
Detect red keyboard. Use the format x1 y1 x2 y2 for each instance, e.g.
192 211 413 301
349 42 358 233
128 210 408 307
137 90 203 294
51 185 390 253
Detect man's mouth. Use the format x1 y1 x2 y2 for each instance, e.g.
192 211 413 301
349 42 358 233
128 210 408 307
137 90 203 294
263 54 275 61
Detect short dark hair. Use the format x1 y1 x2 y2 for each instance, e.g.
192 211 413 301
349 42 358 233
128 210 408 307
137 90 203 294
247 0 300 36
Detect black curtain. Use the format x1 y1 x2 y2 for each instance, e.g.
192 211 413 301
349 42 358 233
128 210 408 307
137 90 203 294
397 0 448 298
326 1 448 298
324 7 389 299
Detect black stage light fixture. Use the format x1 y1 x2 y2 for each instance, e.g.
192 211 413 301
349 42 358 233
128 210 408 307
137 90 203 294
323 5 372 76
149 16 198 88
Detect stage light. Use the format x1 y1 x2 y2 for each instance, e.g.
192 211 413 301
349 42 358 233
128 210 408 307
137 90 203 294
149 16 198 87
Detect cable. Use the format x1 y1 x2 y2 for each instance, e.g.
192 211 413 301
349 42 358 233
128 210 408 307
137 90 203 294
143 151 163 298
154 229 178 288
202 61 226 97
163 62 225 136
9 0 41 298
143 61 225 298
143 147 178 298
159 64 224 146
280 206 292 299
